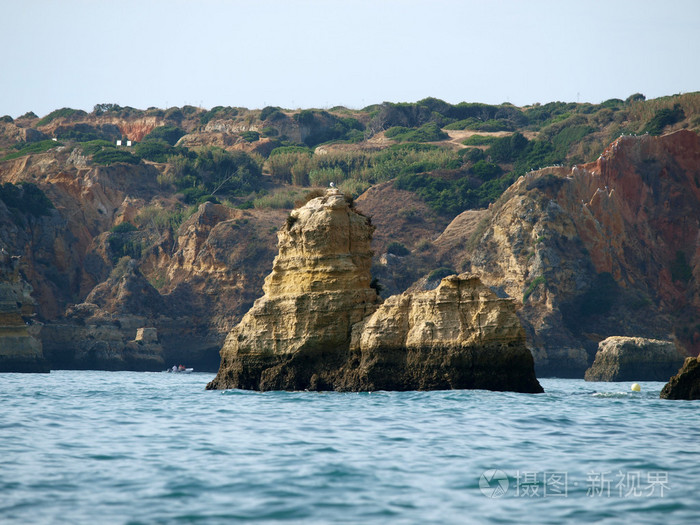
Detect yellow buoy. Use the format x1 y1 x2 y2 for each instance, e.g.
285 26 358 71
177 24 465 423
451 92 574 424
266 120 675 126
631 383 641 392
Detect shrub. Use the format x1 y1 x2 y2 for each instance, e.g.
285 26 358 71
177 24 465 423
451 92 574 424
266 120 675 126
260 106 283 121
387 241 410 256
428 267 455 281
2 139 63 160
523 275 546 302
643 104 685 135
134 206 188 232
110 222 137 233
36 107 87 126
461 134 498 146
385 122 448 142
142 126 186 146
1 115 13 123
92 149 140 165
79 140 114 156
240 131 260 142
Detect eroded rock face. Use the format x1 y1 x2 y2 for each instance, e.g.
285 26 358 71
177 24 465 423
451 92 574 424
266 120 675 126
347 274 543 392
660 356 700 400
207 189 379 390
584 336 684 382
434 131 700 377
42 260 165 371
207 189 542 393
0 248 47 372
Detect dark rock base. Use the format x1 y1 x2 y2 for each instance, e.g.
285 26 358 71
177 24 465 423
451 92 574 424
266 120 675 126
660 357 700 400
206 342 544 394
0 355 50 373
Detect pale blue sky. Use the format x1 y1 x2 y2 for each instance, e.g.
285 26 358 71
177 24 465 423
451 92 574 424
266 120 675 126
2 0 699 118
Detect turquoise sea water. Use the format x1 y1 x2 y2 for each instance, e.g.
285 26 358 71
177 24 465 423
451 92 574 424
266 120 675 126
1 371 699 524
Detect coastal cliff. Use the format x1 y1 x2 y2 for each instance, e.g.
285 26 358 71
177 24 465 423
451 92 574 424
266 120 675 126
431 131 700 376
0 247 47 372
207 189 542 393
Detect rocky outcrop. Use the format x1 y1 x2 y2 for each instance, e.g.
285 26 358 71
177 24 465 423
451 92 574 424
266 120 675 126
433 131 700 376
660 356 700 400
0 247 47 372
42 259 165 371
207 189 542 393
347 274 543 392
584 336 684 381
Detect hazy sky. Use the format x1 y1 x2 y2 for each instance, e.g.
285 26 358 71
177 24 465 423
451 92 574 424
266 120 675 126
2 0 699 118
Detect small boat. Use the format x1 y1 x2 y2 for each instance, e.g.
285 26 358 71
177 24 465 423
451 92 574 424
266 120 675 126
166 366 194 374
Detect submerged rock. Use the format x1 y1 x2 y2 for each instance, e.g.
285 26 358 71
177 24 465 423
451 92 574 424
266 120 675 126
584 336 685 382
660 356 700 400
207 189 542 393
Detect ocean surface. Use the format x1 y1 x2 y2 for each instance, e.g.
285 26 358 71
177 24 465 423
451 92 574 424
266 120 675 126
1 371 699 525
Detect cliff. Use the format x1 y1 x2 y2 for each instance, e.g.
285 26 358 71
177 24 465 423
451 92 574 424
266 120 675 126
432 131 700 376
0 247 47 372
207 189 542 393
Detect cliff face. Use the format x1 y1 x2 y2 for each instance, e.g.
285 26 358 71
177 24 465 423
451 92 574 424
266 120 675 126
435 131 700 376
207 189 542 393
0 247 47 372
42 259 165 371
347 274 542 392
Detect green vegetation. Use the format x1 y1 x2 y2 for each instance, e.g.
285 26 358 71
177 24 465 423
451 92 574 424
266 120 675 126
2 139 63 160
427 267 455 281
134 205 192 233
92 148 140 166
523 275 546 302
386 241 410 256
142 126 186 146
36 107 87 126
240 131 260 142
109 222 137 233
385 122 447 142
643 104 685 135
107 233 142 262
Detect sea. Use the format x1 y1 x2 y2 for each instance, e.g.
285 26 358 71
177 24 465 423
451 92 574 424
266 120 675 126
1 371 699 525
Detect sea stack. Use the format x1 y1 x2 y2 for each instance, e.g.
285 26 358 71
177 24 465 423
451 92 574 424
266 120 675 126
207 188 542 393
584 336 685 382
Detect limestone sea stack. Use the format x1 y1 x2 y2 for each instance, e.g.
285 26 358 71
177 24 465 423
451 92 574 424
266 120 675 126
584 336 685 382
207 188 542 393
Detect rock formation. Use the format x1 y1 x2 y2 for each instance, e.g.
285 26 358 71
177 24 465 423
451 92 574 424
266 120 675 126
207 189 542 393
584 336 684 381
430 131 700 376
42 259 165 371
347 274 543 392
660 356 700 400
0 247 47 372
